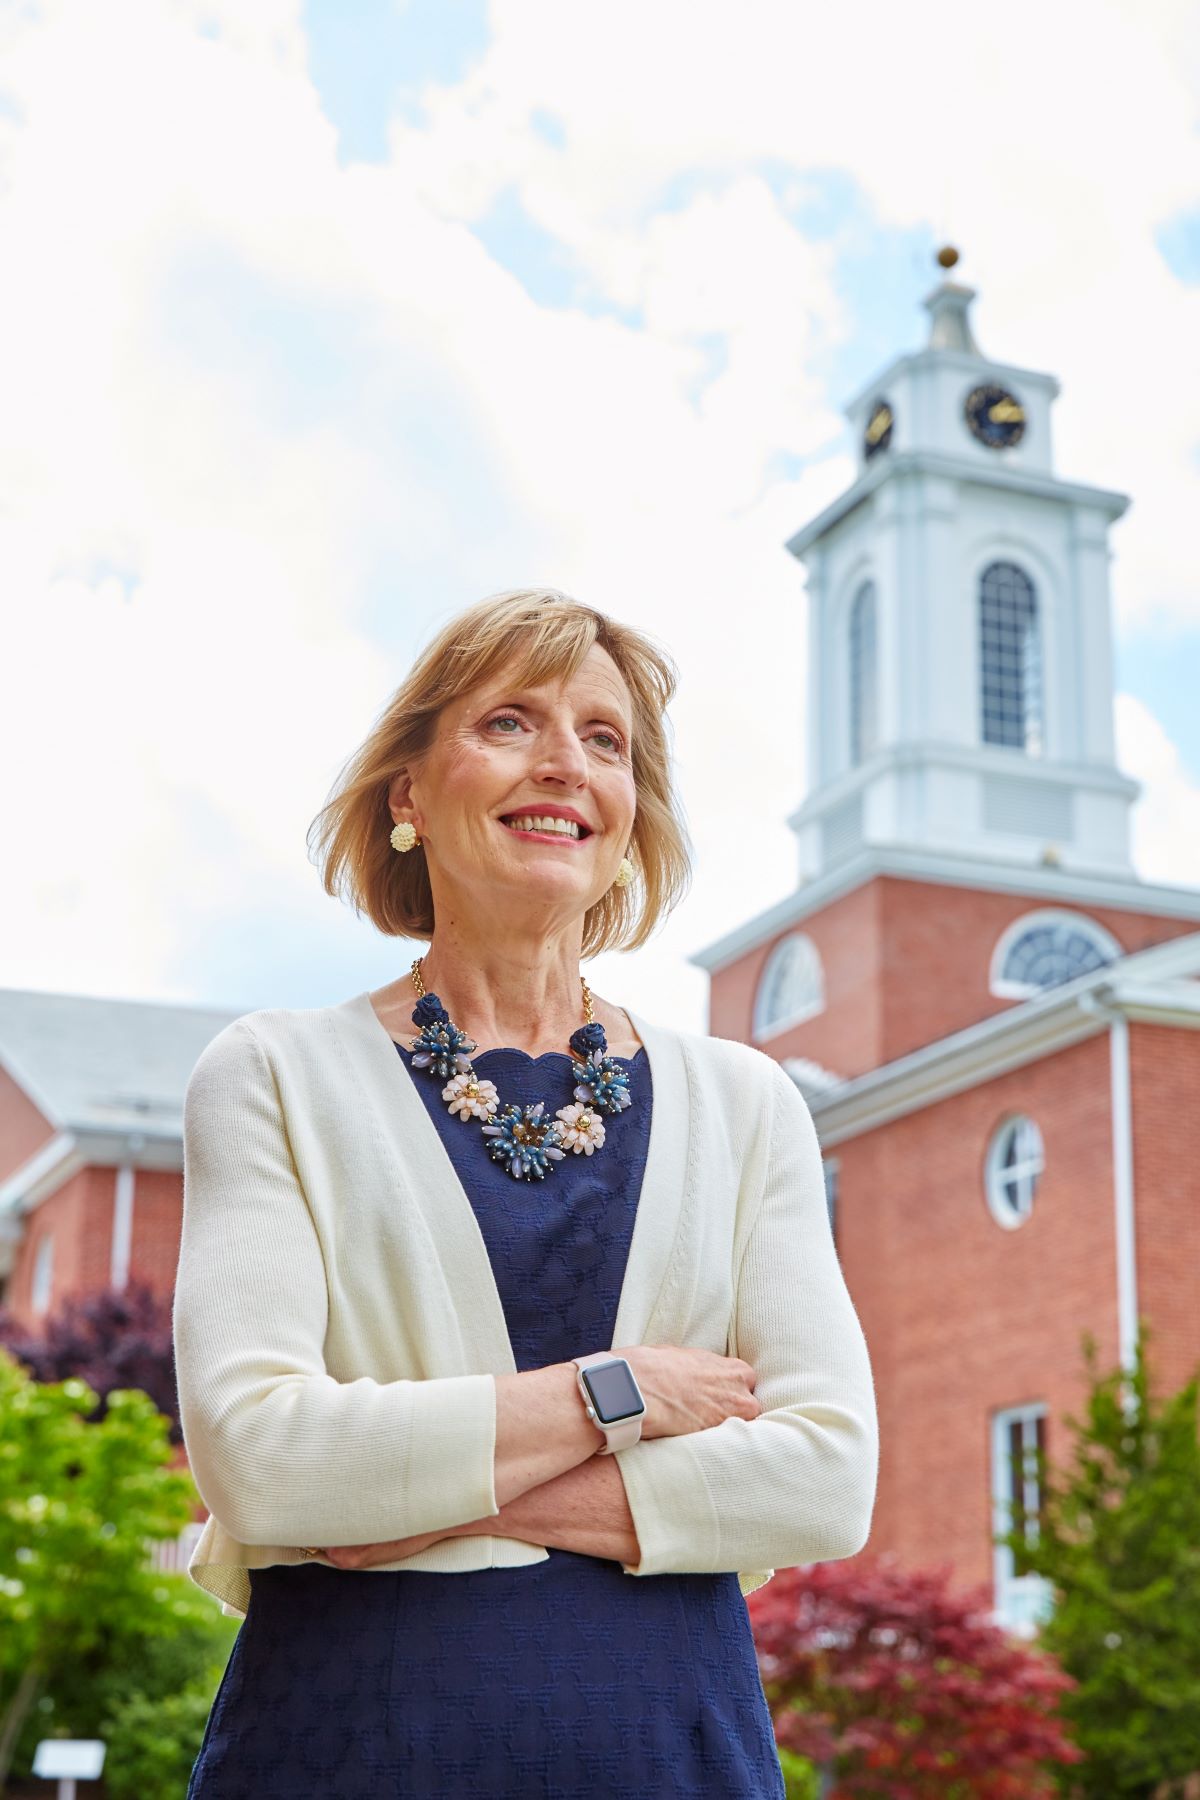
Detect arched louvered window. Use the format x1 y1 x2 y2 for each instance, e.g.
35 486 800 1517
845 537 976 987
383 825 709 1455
980 561 1043 755
849 579 878 766
992 910 1119 997
753 932 825 1039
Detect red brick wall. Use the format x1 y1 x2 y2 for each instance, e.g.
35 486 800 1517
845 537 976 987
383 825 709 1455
127 1168 186 1295
827 1030 1118 1600
3 1166 183 1329
710 874 1197 1078
0 1066 56 1181
1129 1022 1200 1399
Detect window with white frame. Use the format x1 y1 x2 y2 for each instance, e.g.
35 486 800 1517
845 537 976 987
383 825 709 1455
991 909 1119 999
849 579 879 766
752 932 825 1040
985 1116 1043 1228
991 1403 1055 1635
979 560 1043 756
32 1232 54 1316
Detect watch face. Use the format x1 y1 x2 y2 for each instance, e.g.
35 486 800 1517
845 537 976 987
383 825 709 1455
964 383 1026 449
864 398 893 460
582 1359 645 1424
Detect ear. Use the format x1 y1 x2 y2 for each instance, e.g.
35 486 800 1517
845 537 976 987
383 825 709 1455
387 767 417 825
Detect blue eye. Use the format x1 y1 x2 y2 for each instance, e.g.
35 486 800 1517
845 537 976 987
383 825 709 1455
485 710 625 754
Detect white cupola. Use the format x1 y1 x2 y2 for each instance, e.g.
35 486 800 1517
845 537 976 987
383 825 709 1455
784 247 1138 884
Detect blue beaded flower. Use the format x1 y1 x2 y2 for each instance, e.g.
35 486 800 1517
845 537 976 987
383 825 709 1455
568 1021 608 1059
410 1015 477 1080
481 1101 567 1181
570 1045 633 1115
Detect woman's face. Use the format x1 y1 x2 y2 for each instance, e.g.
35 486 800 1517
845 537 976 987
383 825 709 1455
391 642 637 925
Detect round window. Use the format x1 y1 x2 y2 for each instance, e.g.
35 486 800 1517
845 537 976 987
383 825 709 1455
985 1116 1043 1228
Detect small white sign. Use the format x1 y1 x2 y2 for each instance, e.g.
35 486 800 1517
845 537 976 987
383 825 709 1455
32 1739 106 1778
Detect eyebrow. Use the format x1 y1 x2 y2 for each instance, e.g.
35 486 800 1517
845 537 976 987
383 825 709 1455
482 687 633 734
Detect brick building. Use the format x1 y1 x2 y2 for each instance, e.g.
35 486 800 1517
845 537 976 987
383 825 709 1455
692 253 1200 1630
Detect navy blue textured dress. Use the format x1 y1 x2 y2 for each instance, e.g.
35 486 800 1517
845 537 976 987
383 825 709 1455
187 1042 784 1799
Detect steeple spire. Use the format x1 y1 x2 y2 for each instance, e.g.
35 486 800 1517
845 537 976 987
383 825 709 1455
923 245 982 355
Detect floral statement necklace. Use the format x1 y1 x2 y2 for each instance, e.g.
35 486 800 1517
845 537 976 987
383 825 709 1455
406 956 633 1182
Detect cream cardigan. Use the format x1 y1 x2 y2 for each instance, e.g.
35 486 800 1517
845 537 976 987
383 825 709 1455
173 988 879 1619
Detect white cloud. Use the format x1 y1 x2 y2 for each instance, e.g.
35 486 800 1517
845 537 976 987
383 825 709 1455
1117 692 1200 890
0 0 1197 1033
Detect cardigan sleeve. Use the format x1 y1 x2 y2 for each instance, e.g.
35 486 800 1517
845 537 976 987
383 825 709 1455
613 1055 878 1578
173 1019 500 1548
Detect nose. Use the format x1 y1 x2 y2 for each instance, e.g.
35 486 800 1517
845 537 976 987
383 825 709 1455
532 714 589 785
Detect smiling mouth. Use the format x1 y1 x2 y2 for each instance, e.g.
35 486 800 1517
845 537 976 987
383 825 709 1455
498 815 591 843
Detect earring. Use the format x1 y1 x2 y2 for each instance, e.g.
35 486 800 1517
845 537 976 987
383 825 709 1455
613 856 634 889
390 821 421 853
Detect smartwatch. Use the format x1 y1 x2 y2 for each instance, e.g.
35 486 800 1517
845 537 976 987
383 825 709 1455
571 1351 646 1454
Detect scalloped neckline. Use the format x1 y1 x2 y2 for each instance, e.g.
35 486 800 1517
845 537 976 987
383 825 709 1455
392 1040 647 1068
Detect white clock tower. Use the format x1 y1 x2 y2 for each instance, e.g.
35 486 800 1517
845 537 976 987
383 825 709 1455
786 246 1138 885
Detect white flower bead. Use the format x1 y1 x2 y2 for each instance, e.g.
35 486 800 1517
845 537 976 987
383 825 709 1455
554 1102 607 1155
442 1071 499 1121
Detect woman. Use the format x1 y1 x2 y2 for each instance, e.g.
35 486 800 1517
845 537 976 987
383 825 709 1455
175 586 878 1798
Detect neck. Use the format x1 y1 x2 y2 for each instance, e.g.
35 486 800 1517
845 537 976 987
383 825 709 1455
416 917 591 1057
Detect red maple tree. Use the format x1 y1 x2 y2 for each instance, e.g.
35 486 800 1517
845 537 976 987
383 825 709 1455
749 1552 1085 1798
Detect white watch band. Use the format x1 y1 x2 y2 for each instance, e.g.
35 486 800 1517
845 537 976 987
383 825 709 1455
571 1351 645 1454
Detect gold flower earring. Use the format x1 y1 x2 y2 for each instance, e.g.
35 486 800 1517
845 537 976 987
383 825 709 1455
390 822 422 852
613 855 634 889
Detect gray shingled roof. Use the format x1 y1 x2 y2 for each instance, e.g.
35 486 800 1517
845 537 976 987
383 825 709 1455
0 987 243 1147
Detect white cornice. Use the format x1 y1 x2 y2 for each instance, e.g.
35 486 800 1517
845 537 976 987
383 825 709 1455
783 449 1129 559
844 348 1061 419
688 845 1200 974
805 942 1200 1147
0 1133 81 1220
787 740 1141 831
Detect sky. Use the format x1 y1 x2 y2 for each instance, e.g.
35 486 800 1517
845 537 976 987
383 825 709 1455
1 0 1199 1036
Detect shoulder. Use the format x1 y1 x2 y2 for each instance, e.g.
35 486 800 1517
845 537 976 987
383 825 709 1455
185 1001 336 1092
641 1017 800 1109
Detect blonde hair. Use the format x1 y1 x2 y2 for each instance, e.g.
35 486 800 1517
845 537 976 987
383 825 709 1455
307 587 693 957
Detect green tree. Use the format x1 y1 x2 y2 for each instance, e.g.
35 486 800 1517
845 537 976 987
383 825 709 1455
0 1348 198 1792
998 1325 1200 1798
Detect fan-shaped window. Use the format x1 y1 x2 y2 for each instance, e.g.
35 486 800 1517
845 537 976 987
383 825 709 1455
753 932 825 1040
991 910 1120 999
980 561 1042 755
849 580 878 766
985 1117 1043 1228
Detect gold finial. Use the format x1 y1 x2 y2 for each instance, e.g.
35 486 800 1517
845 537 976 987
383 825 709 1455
936 245 959 271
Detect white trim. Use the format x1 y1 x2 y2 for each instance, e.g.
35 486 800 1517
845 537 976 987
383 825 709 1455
0 1132 81 1219
1080 995 1139 1379
990 907 1123 999
111 1164 135 1290
31 1230 53 1315
688 844 1197 975
804 933 1200 1147
785 444 1128 559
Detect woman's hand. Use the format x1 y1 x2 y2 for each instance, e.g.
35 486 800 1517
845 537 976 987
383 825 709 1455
317 1344 759 1567
317 1524 466 1570
613 1343 760 1439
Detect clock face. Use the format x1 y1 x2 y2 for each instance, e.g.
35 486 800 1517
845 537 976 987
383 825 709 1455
964 384 1026 449
864 398 894 460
